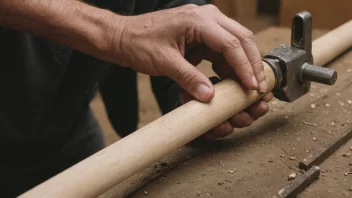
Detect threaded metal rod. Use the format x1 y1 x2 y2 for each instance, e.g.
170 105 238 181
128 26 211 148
299 63 337 85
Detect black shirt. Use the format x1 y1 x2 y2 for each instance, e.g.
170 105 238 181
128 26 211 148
0 0 205 165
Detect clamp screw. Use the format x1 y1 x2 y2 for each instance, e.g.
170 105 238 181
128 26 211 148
299 63 337 85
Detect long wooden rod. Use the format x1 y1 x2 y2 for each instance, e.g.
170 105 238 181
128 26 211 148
20 20 352 198
313 20 352 66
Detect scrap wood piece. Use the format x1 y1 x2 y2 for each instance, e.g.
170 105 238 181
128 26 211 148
274 166 320 198
299 127 352 170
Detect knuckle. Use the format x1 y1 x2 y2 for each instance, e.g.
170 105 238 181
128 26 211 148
253 58 264 69
223 37 242 51
176 68 198 87
253 59 266 76
183 4 198 9
240 30 256 44
236 60 251 71
204 4 219 12
186 3 198 8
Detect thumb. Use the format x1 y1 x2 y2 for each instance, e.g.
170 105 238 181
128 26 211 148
166 52 215 102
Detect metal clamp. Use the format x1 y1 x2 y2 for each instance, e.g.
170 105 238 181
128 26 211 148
263 11 337 102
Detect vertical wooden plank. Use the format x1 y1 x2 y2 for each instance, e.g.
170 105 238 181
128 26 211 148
231 0 258 22
212 0 231 16
279 0 352 29
212 0 258 22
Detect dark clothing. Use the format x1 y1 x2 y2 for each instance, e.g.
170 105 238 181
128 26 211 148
0 0 205 197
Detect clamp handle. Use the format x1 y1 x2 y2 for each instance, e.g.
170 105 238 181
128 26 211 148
293 11 337 85
292 11 312 57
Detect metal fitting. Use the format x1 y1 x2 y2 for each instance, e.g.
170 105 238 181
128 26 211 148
263 11 338 102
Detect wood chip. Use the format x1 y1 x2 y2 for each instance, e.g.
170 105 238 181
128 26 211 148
276 166 320 198
342 153 351 157
272 101 278 105
302 121 317 127
228 170 236 174
288 172 297 180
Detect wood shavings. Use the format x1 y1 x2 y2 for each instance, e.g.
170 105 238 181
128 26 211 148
288 172 297 180
302 120 317 127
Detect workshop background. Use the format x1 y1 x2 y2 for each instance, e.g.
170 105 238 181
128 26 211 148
89 0 352 197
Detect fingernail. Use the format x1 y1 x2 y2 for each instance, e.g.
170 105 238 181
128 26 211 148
258 80 268 93
195 84 211 101
251 75 258 89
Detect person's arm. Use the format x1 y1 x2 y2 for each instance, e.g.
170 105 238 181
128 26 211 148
0 0 122 63
157 0 206 9
1 1 267 103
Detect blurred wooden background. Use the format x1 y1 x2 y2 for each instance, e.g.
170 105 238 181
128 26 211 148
211 0 352 30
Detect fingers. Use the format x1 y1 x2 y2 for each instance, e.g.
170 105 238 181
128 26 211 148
213 12 268 93
198 20 258 90
229 93 272 127
247 101 269 120
166 50 215 102
204 99 270 139
229 111 254 128
179 91 193 104
204 122 233 140
262 92 274 102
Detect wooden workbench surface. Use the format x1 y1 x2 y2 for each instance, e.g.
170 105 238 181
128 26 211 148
97 27 352 198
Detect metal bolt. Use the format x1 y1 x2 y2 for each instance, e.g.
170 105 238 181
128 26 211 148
299 63 337 85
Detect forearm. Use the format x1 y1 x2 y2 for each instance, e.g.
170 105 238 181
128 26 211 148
157 0 206 9
0 0 123 63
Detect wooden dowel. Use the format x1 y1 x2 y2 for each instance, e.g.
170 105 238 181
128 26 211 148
19 19 352 198
313 19 352 66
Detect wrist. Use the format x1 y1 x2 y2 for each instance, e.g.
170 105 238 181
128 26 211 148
68 7 128 64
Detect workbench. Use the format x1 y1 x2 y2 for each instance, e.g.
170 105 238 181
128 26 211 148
96 27 352 198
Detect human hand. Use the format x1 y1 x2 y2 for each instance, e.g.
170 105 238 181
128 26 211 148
180 89 273 139
112 4 268 103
